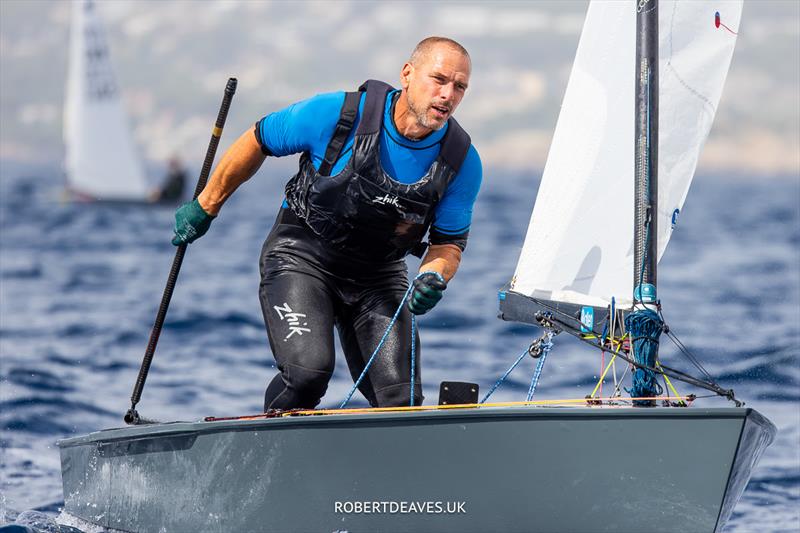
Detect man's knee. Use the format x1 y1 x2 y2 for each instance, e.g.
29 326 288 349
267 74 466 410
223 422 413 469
265 363 334 410
284 363 332 406
287 363 332 393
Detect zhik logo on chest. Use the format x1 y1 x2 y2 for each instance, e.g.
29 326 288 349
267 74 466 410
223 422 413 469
273 303 311 341
372 194 404 211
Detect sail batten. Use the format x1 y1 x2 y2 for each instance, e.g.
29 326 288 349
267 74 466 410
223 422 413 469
64 0 149 200
510 0 742 312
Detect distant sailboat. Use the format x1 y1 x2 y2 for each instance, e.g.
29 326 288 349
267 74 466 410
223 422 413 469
63 0 150 201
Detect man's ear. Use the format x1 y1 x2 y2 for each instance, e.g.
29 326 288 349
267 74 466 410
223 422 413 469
400 62 413 90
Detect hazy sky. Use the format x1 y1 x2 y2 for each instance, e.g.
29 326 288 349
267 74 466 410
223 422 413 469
1 0 798 177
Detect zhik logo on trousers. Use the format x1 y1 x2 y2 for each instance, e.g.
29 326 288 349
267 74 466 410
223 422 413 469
274 303 311 341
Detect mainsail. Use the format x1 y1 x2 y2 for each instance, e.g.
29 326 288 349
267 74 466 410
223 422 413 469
64 0 149 201
510 0 742 310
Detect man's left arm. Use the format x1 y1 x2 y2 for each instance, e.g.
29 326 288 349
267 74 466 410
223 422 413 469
420 145 482 280
419 244 462 282
408 147 482 315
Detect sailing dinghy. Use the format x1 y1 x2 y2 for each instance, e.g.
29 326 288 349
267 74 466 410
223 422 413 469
63 0 150 202
57 2 774 532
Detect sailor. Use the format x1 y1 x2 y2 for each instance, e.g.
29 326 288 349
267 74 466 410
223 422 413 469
150 156 187 203
172 37 482 410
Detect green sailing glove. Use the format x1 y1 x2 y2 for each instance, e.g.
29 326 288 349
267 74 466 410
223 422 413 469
408 272 447 315
172 199 215 245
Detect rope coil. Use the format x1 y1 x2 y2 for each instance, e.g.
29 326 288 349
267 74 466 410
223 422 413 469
625 309 664 405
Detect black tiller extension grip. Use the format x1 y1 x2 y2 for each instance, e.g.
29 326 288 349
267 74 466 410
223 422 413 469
125 78 238 425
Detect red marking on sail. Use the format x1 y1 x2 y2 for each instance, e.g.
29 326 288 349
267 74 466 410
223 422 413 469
715 11 738 35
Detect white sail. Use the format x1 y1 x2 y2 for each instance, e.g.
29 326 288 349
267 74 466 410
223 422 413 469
64 0 149 201
511 0 742 309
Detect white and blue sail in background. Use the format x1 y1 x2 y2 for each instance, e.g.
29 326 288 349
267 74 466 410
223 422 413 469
63 0 150 201
510 0 743 310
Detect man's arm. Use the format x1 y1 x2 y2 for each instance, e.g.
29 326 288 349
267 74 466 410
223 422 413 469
172 93 350 246
197 129 266 215
422 145 481 281
419 243 462 282
407 146 480 315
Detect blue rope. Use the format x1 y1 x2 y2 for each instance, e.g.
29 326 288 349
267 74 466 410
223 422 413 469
410 314 416 407
339 271 440 409
624 309 664 405
526 330 554 401
482 328 555 404
480 348 528 404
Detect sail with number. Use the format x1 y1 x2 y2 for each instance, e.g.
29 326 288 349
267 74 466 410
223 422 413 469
64 0 149 201
510 0 742 310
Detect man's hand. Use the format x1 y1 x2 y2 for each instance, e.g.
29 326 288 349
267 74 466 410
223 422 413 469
172 199 215 245
408 272 447 315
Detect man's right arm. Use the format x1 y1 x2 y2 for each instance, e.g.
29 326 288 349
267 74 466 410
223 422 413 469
198 91 350 215
172 92 348 245
197 129 266 216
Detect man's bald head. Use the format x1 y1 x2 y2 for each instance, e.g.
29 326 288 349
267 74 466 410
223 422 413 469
409 37 471 68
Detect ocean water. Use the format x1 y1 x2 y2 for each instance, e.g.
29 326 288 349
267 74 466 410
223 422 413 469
0 163 798 532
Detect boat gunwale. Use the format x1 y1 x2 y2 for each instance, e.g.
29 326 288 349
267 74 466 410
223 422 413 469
57 406 770 449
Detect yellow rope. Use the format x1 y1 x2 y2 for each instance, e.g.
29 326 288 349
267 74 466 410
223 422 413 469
589 334 629 398
204 394 696 422
280 394 693 417
656 361 684 404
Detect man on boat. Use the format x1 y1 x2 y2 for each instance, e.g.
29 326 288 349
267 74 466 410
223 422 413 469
150 156 187 203
172 37 482 410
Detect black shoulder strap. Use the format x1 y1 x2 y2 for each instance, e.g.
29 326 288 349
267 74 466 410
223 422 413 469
319 90 362 177
356 79 394 136
439 117 471 174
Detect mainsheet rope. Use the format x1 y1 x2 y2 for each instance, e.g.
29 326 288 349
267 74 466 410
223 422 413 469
526 329 554 401
481 328 555 404
339 271 442 409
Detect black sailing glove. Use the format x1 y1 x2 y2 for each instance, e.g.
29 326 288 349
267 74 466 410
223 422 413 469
172 199 215 245
408 272 447 315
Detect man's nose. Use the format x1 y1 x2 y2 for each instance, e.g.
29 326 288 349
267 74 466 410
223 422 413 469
438 83 455 102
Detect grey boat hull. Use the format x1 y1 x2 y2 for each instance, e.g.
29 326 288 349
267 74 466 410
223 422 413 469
58 407 775 533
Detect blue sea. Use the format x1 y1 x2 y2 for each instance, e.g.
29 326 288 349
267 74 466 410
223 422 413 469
1 162 798 532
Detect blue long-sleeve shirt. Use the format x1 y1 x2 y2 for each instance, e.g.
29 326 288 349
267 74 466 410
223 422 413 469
255 90 482 242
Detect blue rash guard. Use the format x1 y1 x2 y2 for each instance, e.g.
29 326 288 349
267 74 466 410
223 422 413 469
254 90 482 248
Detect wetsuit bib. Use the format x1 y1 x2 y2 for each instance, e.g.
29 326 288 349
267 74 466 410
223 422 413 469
284 80 471 263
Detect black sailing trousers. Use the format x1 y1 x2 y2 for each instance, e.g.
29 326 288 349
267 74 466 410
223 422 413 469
259 209 423 410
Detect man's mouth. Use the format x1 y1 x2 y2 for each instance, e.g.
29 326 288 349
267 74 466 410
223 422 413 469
431 104 450 119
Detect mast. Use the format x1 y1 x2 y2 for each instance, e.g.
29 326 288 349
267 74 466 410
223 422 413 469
628 0 662 405
634 0 658 306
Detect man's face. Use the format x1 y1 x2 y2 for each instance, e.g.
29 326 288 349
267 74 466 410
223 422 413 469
401 46 471 132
